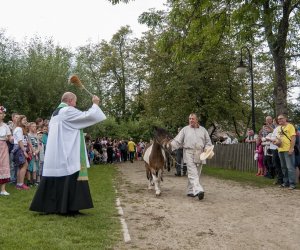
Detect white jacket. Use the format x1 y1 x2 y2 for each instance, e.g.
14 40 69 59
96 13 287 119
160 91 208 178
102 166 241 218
43 104 106 177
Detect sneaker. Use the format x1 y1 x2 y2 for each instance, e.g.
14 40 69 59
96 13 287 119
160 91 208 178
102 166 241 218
0 191 10 196
279 184 287 188
288 186 296 190
16 184 30 190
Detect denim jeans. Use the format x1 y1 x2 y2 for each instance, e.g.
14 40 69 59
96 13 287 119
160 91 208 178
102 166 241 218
272 149 283 184
278 151 296 187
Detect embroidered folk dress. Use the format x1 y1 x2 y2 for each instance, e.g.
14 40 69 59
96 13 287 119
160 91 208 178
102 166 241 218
0 122 11 184
30 103 106 214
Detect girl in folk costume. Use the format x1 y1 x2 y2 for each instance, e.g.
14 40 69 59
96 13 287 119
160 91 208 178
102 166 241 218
13 115 30 190
0 106 12 195
255 136 265 176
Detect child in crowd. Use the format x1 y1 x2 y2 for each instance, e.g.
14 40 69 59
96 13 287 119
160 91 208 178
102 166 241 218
37 131 45 179
255 136 265 176
27 122 40 186
89 145 95 165
102 144 107 163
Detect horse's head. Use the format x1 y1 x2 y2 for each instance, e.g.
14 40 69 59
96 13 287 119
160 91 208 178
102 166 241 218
153 126 173 144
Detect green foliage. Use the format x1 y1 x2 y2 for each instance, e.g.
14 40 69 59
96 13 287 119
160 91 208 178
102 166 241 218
1 0 300 137
0 34 72 121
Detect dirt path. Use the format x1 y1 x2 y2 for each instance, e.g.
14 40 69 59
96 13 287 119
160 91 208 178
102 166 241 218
114 161 300 250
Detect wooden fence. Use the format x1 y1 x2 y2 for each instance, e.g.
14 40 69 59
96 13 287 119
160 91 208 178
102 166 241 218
206 143 257 172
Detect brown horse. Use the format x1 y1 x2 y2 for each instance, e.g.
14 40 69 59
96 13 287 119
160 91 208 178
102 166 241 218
143 127 173 196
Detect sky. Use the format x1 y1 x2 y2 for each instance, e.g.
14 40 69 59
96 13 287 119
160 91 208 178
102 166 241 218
0 0 167 49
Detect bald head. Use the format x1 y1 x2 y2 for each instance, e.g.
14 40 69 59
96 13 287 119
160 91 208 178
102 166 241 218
61 92 77 107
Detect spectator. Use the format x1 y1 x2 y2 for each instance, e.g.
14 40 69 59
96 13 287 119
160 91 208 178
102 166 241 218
222 134 232 144
245 129 258 143
37 130 45 179
276 114 296 190
13 115 30 190
255 136 265 176
27 122 40 186
9 112 19 183
260 116 274 137
0 106 12 195
128 138 136 163
120 140 128 162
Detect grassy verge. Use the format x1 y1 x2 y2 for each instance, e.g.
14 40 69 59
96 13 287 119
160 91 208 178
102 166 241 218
0 165 122 249
202 166 275 188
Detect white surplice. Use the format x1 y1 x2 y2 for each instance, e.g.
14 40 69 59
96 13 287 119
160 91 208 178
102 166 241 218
43 104 106 177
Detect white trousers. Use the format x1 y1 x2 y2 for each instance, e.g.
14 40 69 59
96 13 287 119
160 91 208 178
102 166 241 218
185 151 204 195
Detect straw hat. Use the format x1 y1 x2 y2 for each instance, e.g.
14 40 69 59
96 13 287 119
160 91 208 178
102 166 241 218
200 145 215 161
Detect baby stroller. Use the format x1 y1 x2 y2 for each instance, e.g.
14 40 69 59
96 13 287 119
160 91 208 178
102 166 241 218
93 150 104 164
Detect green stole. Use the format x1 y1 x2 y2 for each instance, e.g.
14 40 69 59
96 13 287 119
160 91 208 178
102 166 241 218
57 103 88 181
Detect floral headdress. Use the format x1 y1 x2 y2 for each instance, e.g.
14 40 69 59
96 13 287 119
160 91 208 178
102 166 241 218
0 106 6 113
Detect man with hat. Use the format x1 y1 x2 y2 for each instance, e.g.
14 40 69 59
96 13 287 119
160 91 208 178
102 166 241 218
170 113 213 200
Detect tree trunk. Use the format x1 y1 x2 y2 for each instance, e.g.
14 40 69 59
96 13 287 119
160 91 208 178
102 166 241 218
262 0 291 116
273 53 287 115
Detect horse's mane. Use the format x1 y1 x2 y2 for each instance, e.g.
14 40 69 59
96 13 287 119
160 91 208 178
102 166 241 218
153 126 173 140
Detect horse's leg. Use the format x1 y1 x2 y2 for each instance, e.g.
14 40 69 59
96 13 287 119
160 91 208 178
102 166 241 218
152 171 161 196
148 172 154 190
146 163 154 189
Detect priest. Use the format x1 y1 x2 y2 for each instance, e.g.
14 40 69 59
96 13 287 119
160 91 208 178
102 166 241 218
30 92 106 215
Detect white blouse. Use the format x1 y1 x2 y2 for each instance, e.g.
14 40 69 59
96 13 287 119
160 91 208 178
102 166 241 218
0 123 11 141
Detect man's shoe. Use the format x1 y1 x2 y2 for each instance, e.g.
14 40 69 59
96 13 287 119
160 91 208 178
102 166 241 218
175 173 181 177
197 191 204 200
182 172 187 176
187 193 195 197
288 186 296 190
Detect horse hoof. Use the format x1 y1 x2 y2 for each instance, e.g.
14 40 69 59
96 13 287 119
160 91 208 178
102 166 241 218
155 191 161 196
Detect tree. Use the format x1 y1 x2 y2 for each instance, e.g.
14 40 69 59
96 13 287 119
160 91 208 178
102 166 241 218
232 0 300 115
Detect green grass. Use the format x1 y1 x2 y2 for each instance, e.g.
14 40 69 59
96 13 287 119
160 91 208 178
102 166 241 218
0 165 122 250
203 166 275 188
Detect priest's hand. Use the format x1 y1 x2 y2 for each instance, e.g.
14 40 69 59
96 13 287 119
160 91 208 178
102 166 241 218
92 95 100 105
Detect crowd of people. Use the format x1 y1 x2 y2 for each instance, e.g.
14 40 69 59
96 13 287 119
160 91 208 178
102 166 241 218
248 115 300 189
85 137 147 165
0 104 147 197
1 99 299 201
0 107 49 195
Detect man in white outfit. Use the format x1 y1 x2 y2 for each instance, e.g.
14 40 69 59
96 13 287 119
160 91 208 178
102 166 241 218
30 92 106 214
170 113 212 200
